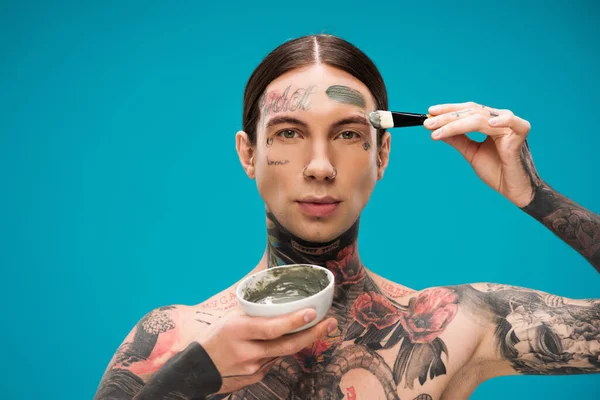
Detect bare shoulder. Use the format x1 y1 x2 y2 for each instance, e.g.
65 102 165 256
366 269 417 299
195 286 241 315
184 282 244 336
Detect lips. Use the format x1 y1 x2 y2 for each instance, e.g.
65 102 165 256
296 197 341 217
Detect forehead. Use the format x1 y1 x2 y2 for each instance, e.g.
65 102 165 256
264 64 376 109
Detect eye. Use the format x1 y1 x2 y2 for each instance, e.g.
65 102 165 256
276 129 301 139
337 131 360 140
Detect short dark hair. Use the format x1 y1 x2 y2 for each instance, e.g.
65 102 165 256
242 34 388 146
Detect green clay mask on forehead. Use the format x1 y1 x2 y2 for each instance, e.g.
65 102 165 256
243 265 329 305
325 85 366 109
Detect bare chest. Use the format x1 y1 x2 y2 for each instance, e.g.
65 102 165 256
199 281 480 399
209 341 477 400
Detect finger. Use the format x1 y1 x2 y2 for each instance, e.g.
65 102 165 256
428 101 485 116
242 308 318 340
431 114 486 140
425 106 504 131
488 112 531 135
441 135 480 164
264 317 338 358
424 108 475 130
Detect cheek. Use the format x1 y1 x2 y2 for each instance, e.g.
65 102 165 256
337 148 377 203
354 169 377 209
255 141 305 205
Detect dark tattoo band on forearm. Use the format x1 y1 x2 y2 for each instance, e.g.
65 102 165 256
519 140 600 270
134 342 222 399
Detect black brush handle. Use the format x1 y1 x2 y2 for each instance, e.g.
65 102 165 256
391 112 428 128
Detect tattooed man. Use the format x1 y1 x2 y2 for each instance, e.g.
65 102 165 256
95 35 600 400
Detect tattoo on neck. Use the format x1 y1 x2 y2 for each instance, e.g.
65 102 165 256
291 239 340 255
519 140 600 270
265 212 364 285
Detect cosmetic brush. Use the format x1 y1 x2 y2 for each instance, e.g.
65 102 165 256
369 111 430 129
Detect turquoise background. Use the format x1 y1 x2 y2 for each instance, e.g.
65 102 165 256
1 0 599 398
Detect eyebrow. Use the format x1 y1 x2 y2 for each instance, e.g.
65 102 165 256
265 115 371 131
265 116 309 130
330 116 371 130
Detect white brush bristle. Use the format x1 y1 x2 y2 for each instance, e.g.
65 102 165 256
378 111 393 129
369 110 393 129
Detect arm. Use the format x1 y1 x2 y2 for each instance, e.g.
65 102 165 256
94 306 222 400
519 141 600 270
424 102 600 271
94 305 336 399
458 283 600 376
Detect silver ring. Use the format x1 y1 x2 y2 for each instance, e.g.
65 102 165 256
329 167 337 179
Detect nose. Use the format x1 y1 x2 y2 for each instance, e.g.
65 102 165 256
302 144 336 182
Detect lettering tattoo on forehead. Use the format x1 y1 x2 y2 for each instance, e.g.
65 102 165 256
259 85 315 118
325 85 366 109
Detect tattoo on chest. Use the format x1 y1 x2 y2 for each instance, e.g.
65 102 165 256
209 280 449 399
203 214 452 399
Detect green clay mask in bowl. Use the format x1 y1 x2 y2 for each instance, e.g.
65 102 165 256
236 264 335 333
243 265 330 304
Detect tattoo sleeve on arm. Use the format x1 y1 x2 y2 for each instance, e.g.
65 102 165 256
519 141 600 271
94 306 222 400
94 306 178 399
458 284 600 375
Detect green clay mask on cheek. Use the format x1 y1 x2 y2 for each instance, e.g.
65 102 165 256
243 265 329 304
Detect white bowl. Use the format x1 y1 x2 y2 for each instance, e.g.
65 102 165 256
236 264 335 333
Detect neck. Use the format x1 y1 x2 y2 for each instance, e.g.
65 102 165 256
265 212 365 286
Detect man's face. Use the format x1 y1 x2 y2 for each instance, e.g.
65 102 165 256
244 64 389 242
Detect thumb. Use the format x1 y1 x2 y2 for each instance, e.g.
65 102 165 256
442 135 479 164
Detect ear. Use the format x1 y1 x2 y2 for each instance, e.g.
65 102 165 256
377 131 391 180
236 131 256 179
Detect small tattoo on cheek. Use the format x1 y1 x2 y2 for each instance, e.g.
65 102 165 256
266 137 274 146
267 159 290 166
363 142 371 151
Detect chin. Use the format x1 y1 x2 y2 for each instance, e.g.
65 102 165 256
290 217 349 243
